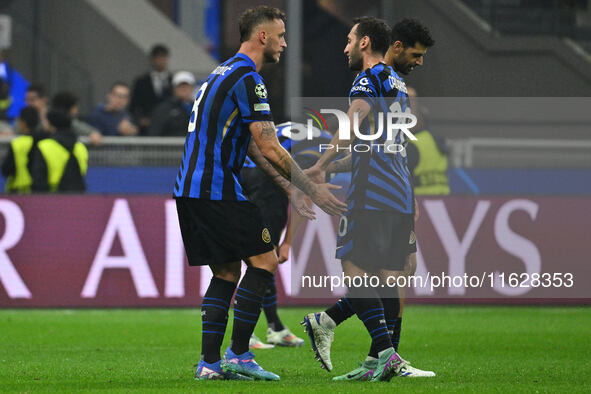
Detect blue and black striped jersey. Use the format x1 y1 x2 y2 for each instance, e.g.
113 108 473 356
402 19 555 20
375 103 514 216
243 122 333 169
346 62 414 214
173 53 273 200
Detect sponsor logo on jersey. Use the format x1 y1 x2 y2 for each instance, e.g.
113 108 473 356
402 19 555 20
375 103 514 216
359 77 369 86
351 85 372 94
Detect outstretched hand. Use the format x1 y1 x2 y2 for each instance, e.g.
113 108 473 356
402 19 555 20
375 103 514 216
304 165 326 184
291 187 316 220
311 183 347 216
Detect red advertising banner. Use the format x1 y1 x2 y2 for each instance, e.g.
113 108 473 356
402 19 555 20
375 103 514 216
0 196 589 307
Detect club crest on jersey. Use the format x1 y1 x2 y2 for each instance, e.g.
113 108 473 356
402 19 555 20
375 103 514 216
262 228 271 243
255 84 267 99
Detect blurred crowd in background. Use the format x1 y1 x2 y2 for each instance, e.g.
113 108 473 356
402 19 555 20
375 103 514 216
0 0 589 195
0 43 203 193
0 43 197 141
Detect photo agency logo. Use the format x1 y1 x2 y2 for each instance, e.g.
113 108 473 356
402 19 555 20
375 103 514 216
301 104 418 154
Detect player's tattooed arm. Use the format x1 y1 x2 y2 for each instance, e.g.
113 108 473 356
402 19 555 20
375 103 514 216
326 153 352 174
247 139 291 195
250 121 347 216
250 121 317 196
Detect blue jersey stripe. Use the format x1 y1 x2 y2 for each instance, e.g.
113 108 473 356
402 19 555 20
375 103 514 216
368 173 406 203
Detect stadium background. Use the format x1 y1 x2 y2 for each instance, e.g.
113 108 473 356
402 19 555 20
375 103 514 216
0 1 590 391
0 0 589 306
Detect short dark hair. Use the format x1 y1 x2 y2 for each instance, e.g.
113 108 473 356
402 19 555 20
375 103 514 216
26 84 46 98
150 44 169 58
18 106 40 131
51 91 78 112
352 17 392 56
238 6 286 43
391 18 435 49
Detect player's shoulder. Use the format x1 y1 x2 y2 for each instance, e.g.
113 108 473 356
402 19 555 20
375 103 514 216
379 64 408 94
210 53 261 82
352 68 375 87
350 69 378 97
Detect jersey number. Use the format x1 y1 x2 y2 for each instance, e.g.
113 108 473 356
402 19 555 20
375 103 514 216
188 82 209 133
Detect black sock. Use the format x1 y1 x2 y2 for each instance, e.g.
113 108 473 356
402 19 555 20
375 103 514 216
378 285 400 353
348 292 392 357
201 277 236 363
230 266 273 355
392 317 402 352
325 296 355 326
263 276 284 331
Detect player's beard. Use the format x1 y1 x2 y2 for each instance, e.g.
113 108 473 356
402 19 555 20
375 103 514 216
393 60 410 75
348 45 363 71
263 43 280 64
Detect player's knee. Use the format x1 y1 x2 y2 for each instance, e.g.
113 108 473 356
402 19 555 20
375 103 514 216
215 271 241 283
261 256 278 274
212 262 241 283
249 251 278 274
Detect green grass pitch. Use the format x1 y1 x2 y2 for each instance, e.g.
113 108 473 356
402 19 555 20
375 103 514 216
1 306 590 393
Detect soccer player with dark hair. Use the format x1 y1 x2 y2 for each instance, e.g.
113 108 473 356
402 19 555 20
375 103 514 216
386 17 435 75
302 17 436 381
301 16 405 382
173 5 345 381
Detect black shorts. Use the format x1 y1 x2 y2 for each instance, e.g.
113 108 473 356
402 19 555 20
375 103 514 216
336 209 414 270
241 167 289 246
175 197 274 266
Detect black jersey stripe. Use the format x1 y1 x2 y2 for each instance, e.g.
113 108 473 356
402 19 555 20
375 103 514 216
233 118 252 170
181 78 219 197
369 160 407 199
220 109 240 199
199 66 252 199
366 181 406 209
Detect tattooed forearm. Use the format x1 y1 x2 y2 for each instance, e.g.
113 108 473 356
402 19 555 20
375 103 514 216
250 120 319 199
251 121 278 142
247 139 291 194
326 153 352 174
266 149 318 198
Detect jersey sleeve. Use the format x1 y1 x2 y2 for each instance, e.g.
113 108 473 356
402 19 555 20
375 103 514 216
233 73 274 123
